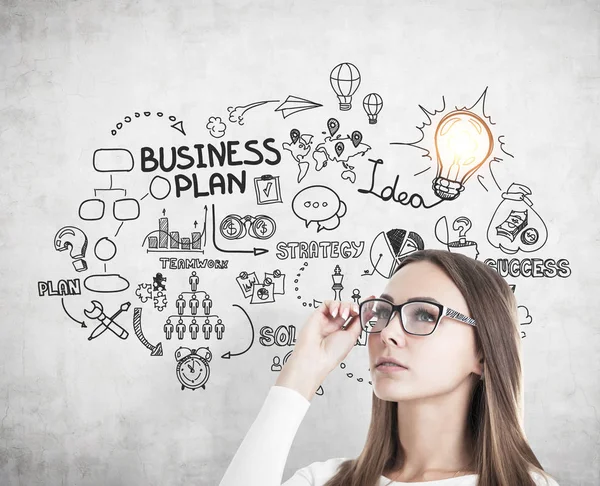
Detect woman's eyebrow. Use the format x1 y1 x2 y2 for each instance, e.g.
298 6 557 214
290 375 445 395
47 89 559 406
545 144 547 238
379 293 440 304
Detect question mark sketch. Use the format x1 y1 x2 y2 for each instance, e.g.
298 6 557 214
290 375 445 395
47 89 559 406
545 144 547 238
453 217 472 244
54 226 88 272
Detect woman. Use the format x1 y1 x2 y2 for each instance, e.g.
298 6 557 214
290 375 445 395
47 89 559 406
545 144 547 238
219 249 560 485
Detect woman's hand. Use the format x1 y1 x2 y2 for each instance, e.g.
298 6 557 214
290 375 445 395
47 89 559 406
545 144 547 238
275 297 375 401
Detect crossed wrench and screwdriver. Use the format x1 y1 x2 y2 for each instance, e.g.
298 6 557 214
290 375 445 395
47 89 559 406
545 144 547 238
84 300 130 341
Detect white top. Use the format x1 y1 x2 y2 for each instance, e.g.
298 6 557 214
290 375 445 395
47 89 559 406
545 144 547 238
218 385 560 486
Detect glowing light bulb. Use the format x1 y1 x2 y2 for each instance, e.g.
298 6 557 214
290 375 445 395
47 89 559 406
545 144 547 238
330 62 361 111
432 110 493 200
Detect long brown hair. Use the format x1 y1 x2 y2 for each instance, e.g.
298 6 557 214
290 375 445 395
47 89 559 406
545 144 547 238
323 249 556 486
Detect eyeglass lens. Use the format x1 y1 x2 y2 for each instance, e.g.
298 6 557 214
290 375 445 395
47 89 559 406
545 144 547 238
360 299 441 335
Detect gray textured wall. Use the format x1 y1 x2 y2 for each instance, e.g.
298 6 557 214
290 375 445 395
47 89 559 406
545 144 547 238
1 0 598 485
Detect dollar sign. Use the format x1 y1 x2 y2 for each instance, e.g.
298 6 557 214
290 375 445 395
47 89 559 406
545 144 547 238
258 222 267 235
225 219 236 236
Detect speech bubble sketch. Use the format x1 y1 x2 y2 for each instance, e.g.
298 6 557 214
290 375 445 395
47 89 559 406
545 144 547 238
291 185 347 232
486 182 548 254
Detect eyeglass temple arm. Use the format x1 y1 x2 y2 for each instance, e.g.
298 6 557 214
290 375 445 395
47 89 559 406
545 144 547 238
444 307 476 326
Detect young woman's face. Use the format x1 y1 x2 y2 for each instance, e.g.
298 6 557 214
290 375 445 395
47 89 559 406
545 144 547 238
368 260 480 401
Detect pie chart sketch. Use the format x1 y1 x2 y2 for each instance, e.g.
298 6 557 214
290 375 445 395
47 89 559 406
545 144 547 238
365 229 425 278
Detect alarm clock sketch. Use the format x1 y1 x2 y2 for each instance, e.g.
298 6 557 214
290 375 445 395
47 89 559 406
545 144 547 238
174 346 212 391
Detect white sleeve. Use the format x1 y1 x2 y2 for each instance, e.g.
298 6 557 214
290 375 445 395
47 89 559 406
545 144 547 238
218 385 312 486
530 470 561 486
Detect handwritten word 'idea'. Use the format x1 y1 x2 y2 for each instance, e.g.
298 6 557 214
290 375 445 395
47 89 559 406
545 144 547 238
358 158 442 208
275 241 365 260
141 139 281 198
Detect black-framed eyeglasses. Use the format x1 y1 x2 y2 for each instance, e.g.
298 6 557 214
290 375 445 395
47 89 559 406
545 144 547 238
359 298 477 336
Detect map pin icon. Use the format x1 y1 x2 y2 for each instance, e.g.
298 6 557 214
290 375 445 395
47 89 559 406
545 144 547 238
351 130 363 148
290 129 300 144
335 142 345 157
327 118 340 137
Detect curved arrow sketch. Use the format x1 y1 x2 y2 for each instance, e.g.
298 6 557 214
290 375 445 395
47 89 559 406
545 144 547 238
61 297 87 328
221 304 255 359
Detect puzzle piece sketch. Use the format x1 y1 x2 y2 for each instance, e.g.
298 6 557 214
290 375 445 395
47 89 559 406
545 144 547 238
154 290 168 311
135 283 152 303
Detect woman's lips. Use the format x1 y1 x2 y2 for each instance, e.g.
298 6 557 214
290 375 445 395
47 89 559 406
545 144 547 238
376 363 408 373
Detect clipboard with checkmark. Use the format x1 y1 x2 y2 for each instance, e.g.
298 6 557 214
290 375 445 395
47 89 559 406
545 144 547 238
254 174 283 205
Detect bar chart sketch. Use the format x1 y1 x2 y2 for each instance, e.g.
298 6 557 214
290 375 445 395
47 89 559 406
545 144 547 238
142 208 208 253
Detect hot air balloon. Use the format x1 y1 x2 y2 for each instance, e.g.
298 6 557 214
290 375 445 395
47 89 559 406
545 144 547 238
330 62 361 111
363 93 383 124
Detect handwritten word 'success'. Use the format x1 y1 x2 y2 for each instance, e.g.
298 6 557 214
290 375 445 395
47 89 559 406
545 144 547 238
159 258 229 270
485 258 571 278
358 158 442 209
275 241 365 260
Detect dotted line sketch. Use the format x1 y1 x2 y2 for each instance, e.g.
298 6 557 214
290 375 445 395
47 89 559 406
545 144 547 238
141 208 208 253
390 87 514 201
487 183 548 254
132 307 163 356
362 229 425 278
211 204 269 256
235 269 285 304
294 261 353 308
221 304 255 360
109 111 186 137
83 300 130 341
175 346 212 391
291 185 347 232
54 226 88 272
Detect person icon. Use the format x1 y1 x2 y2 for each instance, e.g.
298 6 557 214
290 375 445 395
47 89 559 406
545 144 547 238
215 318 225 340
189 271 199 292
176 294 186 316
202 294 213 316
189 293 200 316
176 318 185 339
203 318 212 340
164 321 174 340
271 355 282 372
190 319 199 340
